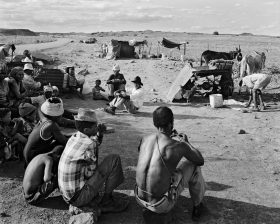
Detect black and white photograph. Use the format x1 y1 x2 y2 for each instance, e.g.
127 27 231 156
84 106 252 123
0 0 279 223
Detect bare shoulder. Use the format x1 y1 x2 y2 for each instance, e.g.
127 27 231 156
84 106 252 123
140 133 157 144
27 154 49 169
166 138 187 154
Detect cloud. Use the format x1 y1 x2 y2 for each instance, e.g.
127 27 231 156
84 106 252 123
0 0 279 35
102 12 173 23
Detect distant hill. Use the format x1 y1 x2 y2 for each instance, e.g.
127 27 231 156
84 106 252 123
0 28 38 36
239 32 254 36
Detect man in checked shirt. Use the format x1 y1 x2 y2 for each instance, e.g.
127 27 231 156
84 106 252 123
58 108 129 220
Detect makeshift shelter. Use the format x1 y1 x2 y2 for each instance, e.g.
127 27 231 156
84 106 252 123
160 38 189 55
166 63 194 102
105 39 147 59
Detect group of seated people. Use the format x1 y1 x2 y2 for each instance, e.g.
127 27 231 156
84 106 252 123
19 103 206 223
0 60 208 223
0 65 76 163
92 64 144 115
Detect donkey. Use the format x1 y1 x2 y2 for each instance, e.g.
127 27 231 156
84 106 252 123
200 46 242 66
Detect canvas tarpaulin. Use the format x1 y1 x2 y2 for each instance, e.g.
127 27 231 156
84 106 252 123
161 38 183 50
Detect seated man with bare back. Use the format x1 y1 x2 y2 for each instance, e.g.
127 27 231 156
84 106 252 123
135 106 206 222
23 146 64 205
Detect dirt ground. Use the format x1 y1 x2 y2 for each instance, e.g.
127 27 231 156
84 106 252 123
0 32 280 224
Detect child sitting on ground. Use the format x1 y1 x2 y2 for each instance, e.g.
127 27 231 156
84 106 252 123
92 79 108 101
0 108 27 161
23 146 64 205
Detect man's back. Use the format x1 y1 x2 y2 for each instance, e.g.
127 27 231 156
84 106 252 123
136 133 184 201
23 154 50 195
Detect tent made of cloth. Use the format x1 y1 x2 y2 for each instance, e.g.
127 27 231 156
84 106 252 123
160 38 188 50
105 39 147 59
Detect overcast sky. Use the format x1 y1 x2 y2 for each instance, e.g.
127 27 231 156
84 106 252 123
0 0 279 36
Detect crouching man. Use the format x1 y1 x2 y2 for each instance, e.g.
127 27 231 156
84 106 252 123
23 146 64 205
239 73 271 111
135 106 206 223
58 108 129 221
104 76 144 115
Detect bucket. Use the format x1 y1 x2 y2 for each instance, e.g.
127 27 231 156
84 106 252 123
209 94 223 108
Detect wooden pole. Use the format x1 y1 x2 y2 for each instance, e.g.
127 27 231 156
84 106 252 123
184 43 186 55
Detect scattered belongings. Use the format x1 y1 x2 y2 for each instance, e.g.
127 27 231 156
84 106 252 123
209 94 223 108
80 38 97 44
150 98 164 103
166 59 235 103
238 129 246 134
77 69 89 76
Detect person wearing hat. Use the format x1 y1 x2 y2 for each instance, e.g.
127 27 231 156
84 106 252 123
24 85 76 127
106 64 126 101
24 85 54 111
22 50 34 63
58 108 129 219
52 86 59 97
22 63 41 95
104 76 144 115
23 97 68 165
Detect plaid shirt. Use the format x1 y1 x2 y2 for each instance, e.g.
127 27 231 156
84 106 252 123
58 131 100 200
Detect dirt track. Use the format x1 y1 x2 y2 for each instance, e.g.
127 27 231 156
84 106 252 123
0 34 280 224
14 38 71 55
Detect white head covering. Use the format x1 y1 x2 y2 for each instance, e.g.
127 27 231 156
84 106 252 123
112 64 120 71
22 57 32 63
23 63 33 71
41 97 64 117
43 85 53 92
52 86 59 92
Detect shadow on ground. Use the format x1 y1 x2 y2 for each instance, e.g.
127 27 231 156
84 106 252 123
36 194 280 224
0 160 25 179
